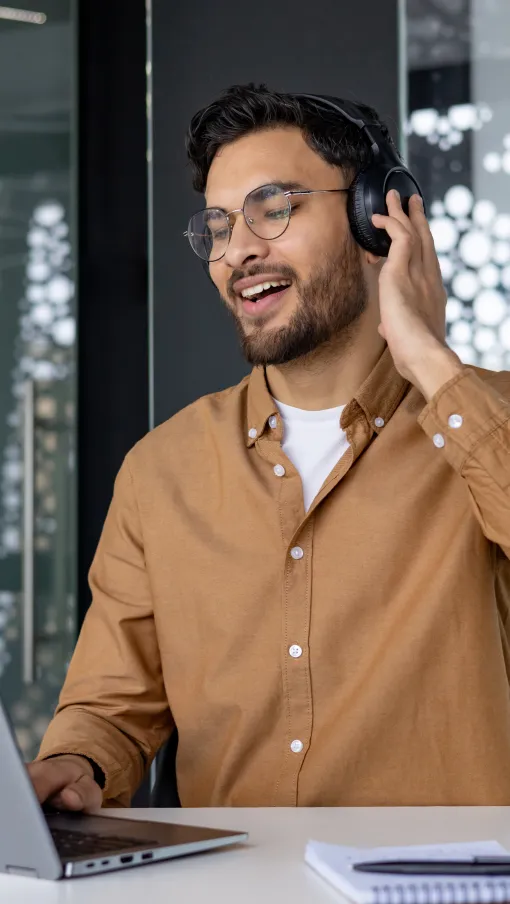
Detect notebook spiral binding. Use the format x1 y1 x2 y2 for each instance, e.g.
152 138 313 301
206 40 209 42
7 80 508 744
371 879 510 903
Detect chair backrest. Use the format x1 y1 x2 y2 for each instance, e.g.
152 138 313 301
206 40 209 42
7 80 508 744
150 728 181 807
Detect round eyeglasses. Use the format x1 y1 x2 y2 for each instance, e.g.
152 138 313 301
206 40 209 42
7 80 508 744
184 182 349 262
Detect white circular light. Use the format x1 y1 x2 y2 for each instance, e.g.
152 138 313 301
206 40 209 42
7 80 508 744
502 152 510 175
51 318 76 347
492 215 510 240
2 528 19 553
452 270 479 301
473 289 507 326
26 285 45 303
26 262 51 282
31 304 53 327
448 103 477 130
492 242 510 265
444 185 473 218
479 105 493 122
33 203 64 227
449 130 463 146
437 116 450 135
472 200 497 227
438 255 454 281
430 201 444 217
459 230 492 267
473 327 496 352
483 152 501 173
430 217 459 253
410 109 438 136
479 263 500 288
446 298 463 322
46 276 74 304
500 318 510 350
27 228 47 247
450 320 472 343
32 361 57 380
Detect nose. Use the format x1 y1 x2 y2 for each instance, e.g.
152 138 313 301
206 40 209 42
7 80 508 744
223 213 271 270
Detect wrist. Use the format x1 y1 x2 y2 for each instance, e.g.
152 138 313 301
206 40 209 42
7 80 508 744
407 343 464 402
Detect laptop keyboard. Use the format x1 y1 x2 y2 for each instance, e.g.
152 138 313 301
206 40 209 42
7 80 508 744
50 826 158 859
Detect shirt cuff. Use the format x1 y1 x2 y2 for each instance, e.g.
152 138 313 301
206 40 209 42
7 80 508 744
417 366 510 481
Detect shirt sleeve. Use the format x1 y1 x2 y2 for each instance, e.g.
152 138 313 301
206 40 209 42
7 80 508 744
417 366 510 560
36 455 173 806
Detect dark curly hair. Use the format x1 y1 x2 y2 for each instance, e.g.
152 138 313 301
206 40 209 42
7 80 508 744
185 82 399 194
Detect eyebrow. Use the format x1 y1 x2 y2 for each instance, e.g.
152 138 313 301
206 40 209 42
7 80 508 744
206 180 311 213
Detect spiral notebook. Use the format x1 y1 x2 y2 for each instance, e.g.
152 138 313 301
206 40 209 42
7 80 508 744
305 839 510 903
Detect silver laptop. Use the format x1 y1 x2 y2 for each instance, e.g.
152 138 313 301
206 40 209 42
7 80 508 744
0 698 248 879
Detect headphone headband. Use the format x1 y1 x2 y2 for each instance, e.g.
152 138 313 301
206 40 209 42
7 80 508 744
293 92 399 164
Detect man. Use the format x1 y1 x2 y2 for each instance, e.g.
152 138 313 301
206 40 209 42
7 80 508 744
29 84 510 811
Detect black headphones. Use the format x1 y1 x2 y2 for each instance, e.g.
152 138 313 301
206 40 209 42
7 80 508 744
296 93 425 257
200 92 425 282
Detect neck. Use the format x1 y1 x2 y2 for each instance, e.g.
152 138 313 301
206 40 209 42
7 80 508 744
265 327 386 411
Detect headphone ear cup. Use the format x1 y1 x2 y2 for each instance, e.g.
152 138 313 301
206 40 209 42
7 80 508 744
347 169 391 257
347 165 426 258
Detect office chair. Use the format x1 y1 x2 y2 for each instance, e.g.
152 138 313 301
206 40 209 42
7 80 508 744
150 729 181 807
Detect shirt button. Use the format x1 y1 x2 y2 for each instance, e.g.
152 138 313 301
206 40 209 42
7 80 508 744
433 433 445 448
290 546 304 560
248 427 257 439
374 416 385 428
269 415 278 429
289 644 303 658
273 464 286 477
290 739 304 754
448 414 463 429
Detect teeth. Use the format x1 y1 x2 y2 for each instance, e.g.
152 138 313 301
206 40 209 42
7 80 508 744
241 279 291 299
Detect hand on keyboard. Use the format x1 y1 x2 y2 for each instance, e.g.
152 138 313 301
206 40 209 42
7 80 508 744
27 755 103 813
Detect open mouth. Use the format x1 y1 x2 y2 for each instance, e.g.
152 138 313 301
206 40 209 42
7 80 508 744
239 279 292 314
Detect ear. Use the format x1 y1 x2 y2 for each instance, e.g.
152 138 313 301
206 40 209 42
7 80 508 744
365 250 383 266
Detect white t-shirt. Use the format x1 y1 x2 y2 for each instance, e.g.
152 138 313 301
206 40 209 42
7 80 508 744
273 398 350 513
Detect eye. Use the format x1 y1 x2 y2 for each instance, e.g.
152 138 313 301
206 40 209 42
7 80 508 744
211 228 229 241
265 206 290 221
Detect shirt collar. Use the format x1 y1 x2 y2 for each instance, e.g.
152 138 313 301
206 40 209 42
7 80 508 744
245 345 409 447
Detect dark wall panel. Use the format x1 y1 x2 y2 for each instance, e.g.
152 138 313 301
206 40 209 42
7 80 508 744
151 0 401 426
78 1 148 623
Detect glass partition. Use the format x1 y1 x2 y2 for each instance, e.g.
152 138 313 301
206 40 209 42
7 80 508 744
405 0 510 370
0 0 77 759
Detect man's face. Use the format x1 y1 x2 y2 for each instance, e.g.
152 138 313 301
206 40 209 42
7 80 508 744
205 126 369 366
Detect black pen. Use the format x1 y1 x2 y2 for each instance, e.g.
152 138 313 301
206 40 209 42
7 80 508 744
353 856 510 875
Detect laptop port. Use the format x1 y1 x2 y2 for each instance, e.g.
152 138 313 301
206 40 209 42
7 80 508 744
101 860 110 866
120 855 133 864
141 852 153 861
86 863 95 868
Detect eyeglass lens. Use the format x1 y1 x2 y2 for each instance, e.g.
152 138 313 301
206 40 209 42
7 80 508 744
187 184 292 261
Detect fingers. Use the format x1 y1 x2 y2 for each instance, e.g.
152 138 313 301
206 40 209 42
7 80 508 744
27 756 101 813
48 774 103 814
372 190 425 277
407 193 443 276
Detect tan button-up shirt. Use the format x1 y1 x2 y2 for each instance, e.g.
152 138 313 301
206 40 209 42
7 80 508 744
38 347 510 807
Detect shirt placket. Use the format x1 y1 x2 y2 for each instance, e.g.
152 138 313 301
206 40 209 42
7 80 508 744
255 410 372 805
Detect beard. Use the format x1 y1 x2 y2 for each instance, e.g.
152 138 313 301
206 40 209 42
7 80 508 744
225 231 369 367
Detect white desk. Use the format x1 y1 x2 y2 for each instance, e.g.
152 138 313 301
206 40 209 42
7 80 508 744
2 807 510 902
